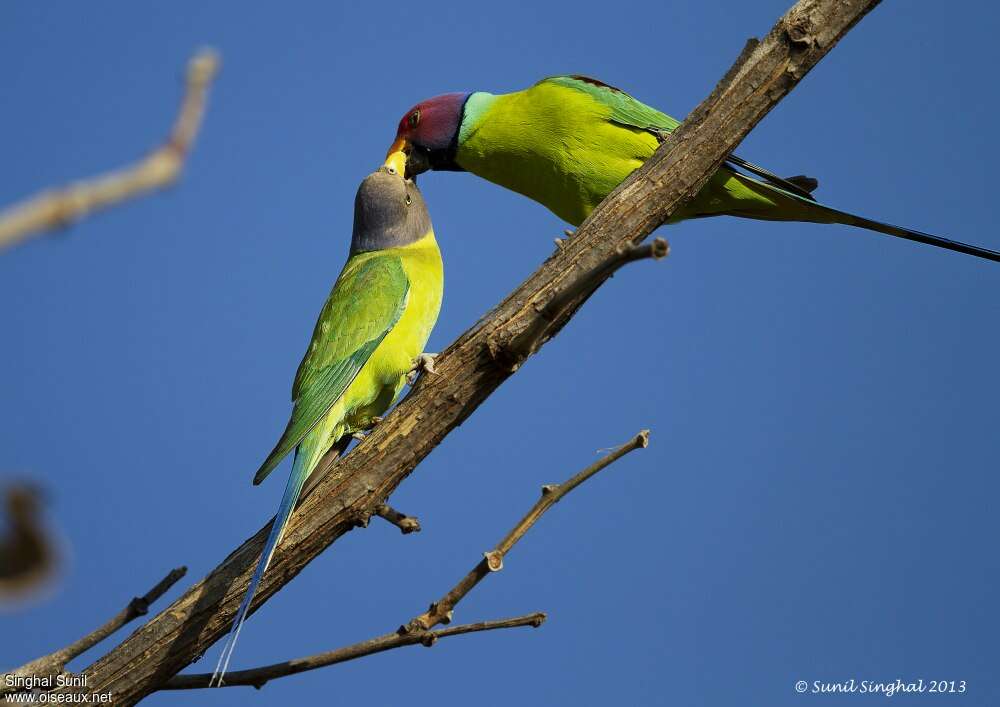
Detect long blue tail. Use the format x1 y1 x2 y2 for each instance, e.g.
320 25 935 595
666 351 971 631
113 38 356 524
209 447 312 686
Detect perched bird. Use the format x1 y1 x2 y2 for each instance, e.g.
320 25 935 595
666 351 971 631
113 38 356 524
384 75 999 262
212 169 444 684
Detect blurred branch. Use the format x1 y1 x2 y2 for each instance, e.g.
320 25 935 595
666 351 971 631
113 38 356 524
404 431 649 633
48 1 878 703
0 48 220 253
163 613 545 690
1 567 186 694
0 483 56 602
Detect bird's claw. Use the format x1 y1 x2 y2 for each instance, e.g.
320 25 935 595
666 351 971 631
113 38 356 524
351 416 385 441
407 353 438 385
554 230 574 250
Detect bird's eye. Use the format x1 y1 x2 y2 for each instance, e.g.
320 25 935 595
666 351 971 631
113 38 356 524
408 110 420 128
405 193 412 206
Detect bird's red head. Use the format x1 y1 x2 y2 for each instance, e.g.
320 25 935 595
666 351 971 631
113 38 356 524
385 92 470 178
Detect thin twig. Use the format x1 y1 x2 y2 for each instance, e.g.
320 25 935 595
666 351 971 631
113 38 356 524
404 431 650 633
0 48 220 252
375 504 421 534
163 613 545 690
2 567 187 690
501 239 669 367
165 432 644 688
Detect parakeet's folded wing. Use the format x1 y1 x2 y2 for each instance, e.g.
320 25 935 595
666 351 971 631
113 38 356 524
253 255 409 485
540 75 681 134
542 75 818 201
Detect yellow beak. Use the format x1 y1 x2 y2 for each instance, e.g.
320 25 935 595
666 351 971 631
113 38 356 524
383 138 407 176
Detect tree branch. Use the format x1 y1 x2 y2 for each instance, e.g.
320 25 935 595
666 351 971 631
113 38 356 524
162 613 545 690
375 503 421 534
162 431 640 689
405 431 649 633
500 239 669 367
48 2 879 703
0 48 220 253
1 567 186 693
151 431 637 689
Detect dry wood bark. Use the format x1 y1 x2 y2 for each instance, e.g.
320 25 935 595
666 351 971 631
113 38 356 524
1 569 186 695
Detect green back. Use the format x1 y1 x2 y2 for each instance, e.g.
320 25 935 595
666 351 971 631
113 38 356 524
253 253 409 484
541 75 820 202
540 75 681 136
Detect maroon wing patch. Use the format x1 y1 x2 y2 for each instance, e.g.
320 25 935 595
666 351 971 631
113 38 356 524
568 75 626 94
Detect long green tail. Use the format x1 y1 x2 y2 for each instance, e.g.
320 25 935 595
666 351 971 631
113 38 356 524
717 166 1000 263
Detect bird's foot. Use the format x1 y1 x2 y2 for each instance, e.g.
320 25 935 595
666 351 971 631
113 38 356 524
553 229 575 250
407 353 438 385
351 416 384 441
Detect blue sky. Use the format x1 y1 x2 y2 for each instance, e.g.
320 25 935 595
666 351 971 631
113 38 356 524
1 2 997 705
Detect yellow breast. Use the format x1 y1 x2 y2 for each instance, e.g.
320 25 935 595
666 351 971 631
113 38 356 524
341 231 443 425
457 83 659 225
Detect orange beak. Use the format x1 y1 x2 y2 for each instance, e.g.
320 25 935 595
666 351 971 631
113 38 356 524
383 137 408 176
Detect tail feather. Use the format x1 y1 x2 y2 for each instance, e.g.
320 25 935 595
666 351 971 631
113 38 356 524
783 175 819 194
726 154 819 200
727 169 1000 263
210 448 312 687
833 210 1000 263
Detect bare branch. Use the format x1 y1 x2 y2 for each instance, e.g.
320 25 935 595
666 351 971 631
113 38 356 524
156 431 639 689
375 504 422 534
405 431 649 633
162 613 545 690
48 2 878 703
1 567 186 691
500 239 669 367
0 48 220 253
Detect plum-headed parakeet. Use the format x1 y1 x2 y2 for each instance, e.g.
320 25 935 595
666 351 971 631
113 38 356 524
212 169 443 684
384 75 999 262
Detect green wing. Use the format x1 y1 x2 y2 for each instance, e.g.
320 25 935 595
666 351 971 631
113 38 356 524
541 75 681 135
253 254 409 485
542 76 818 201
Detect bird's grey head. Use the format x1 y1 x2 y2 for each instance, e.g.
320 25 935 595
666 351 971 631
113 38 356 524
350 169 432 254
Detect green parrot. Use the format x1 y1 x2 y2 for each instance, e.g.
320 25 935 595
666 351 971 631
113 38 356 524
211 169 443 685
384 75 999 262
